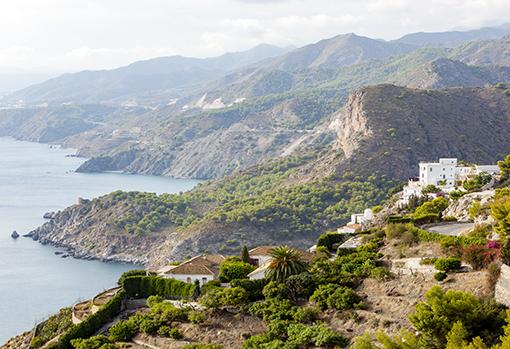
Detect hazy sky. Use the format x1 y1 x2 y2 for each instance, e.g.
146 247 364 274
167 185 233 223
0 0 509 72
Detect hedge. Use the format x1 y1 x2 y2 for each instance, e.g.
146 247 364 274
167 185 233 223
387 215 413 224
46 291 125 349
230 278 267 301
317 232 346 251
122 275 197 300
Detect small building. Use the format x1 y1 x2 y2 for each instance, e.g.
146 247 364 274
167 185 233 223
337 208 373 234
159 254 225 286
249 246 277 266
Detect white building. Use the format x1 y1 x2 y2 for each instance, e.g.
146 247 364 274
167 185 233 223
400 157 500 205
337 208 373 234
158 254 225 286
419 158 458 187
249 246 277 266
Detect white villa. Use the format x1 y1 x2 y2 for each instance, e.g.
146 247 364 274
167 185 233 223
337 208 374 234
401 158 500 204
158 254 225 286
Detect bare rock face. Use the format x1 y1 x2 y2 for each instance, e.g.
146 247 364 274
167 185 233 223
443 190 495 222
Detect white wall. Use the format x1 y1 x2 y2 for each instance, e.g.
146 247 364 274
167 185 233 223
164 274 214 286
249 269 266 280
252 255 271 266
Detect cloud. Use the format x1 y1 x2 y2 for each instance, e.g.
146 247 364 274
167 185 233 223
0 0 508 71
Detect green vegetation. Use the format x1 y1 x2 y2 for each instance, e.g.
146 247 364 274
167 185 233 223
218 259 255 282
310 284 363 310
492 188 510 235
434 257 461 272
499 154 510 181
463 172 492 192
30 308 73 348
199 287 249 308
122 275 197 300
265 246 308 282
47 291 125 349
413 197 449 224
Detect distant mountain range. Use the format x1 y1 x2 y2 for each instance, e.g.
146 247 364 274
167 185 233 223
4 44 293 106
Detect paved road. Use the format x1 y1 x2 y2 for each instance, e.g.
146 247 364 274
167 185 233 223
426 222 474 236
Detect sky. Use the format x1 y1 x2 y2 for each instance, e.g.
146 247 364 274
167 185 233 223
0 0 509 73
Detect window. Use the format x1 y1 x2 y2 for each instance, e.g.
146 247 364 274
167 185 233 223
202 277 207 285
430 168 432 172
186 277 192 283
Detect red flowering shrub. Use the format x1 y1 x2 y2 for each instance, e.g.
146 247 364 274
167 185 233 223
461 245 498 270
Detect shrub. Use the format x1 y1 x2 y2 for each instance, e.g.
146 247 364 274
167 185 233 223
461 245 497 270
434 257 462 272
463 172 492 192
422 184 440 195
108 320 137 342
230 278 266 301
420 257 438 265
413 197 449 222
310 284 363 310
262 281 288 299
284 272 316 301
317 232 345 251
249 298 297 322
158 326 184 340
449 190 465 200
370 267 392 280
294 306 320 323
469 201 483 221
409 286 506 347
188 310 206 324
434 271 447 282
199 287 248 309
218 261 255 282
139 317 163 334
146 295 164 307
70 335 113 349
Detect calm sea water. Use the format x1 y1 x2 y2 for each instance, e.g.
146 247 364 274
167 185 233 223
0 137 200 343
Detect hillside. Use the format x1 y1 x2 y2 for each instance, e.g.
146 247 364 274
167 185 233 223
331 84 510 179
3 44 291 106
394 23 510 46
25 84 510 266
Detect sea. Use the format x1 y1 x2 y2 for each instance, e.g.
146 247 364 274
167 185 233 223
0 137 200 343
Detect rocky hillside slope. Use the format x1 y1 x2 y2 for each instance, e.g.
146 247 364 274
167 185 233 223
25 84 510 266
330 84 510 179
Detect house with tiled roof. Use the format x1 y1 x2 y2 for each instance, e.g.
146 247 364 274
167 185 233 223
248 246 277 266
158 254 225 286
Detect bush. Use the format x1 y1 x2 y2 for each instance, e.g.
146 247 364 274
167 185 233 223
230 278 267 301
218 261 255 282
199 287 248 309
463 172 492 192
461 245 497 270
262 281 288 299
317 232 346 251
413 197 449 223
284 272 316 302
188 310 206 324
249 298 297 322
434 257 461 272
122 275 197 300
310 284 363 310
70 335 114 349
434 271 447 282
108 320 137 342
294 306 320 323
158 326 184 339
146 295 164 307
409 286 505 347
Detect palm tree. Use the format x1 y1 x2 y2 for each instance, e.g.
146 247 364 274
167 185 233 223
265 246 308 282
